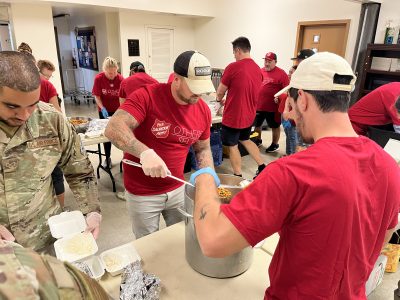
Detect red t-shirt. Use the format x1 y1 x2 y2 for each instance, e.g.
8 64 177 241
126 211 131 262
120 83 211 195
92 72 124 112
119 73 158 99
278 93 296 126
221 136 400 300
349 82 400 135
221 58 262 129
167 72 174 83
39 78 57 103
257 66 289 112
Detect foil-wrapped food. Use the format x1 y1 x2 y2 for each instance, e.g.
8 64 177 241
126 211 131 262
120 261 161 300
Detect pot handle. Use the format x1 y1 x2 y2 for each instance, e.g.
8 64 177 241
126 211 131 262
177 207 193 219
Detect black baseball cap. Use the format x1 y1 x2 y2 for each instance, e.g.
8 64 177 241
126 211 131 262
130 61 144 71
291 49 315 60
173 50 215 94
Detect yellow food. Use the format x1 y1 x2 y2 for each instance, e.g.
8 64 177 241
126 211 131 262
63 233 95 256
217 187 232 202
70 119 88 126
103 253 123 272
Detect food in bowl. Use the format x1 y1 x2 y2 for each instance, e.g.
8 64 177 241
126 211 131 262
69 119 89 126
102 253 123 273
61 232 96 256
217 187 232 203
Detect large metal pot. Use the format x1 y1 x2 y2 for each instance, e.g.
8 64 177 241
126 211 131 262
179 174 253 278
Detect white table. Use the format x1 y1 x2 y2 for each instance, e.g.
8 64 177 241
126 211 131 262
100 222 272 300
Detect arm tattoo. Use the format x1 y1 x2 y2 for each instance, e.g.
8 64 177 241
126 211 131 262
199 205 208 220
104 110 148 157
193 139 214 169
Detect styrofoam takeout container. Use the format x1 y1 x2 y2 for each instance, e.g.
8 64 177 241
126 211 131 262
49 211 98 263
100 243 141 276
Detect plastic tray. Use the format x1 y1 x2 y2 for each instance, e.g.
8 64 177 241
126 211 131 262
100 243 141 276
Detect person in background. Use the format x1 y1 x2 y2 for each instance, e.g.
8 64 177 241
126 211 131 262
254 52 289 152
291 48 315 66
105 50 215 239
119 61 158 104
0 241 109 299
216 37 266 178
190 52 399 299
0 51 101 252
17 42 32 54
92 56 124 168
37 59 62 112
348 82 400 135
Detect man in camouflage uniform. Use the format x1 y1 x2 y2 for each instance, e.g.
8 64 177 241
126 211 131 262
0 51 101 251
0 240 109 299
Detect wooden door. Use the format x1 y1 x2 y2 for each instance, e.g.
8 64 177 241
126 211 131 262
295 20 350 57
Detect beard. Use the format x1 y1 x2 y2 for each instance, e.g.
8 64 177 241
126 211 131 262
176 90 199 105
294 107 314 144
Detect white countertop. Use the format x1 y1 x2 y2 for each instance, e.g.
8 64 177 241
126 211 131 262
100 222 271 299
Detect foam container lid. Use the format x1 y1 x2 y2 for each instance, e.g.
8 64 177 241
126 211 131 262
48 211 87 239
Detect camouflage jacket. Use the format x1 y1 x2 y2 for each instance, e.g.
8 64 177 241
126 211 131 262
0 241 108 300
0 102 100 251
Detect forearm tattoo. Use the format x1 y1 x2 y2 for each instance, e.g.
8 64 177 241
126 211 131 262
193 139 214 169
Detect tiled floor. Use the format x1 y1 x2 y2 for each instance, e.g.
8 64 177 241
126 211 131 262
63 97 398 299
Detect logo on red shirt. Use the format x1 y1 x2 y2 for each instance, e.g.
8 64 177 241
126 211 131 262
151 119 171 139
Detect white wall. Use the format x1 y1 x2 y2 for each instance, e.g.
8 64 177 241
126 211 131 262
105 12 121 64
9 3 64 102
118 11 196 78
375 0 400 44
194 0 361 73
0 25 12 50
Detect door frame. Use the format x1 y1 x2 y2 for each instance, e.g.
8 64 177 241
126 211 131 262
294 19 351 57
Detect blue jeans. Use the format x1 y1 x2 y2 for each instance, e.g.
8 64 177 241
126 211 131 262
282 119 298 155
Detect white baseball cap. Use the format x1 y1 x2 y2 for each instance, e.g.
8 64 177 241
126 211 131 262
275 52 356 97
173 50 216 95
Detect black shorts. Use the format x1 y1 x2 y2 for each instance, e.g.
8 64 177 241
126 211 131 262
255 111 281 128
222 125 252 146
51 166 65 195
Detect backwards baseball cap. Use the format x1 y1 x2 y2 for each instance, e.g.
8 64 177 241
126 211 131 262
130 61 144 71
274 52 356 97
173 50 215 95
264 52 277 61
291 49 315 60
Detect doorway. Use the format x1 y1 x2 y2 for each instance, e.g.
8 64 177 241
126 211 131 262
146 27 174 82
295 20 351 57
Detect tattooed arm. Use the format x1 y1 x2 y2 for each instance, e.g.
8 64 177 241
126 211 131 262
104 109 148 157
193 174 249 257
192 138 214 169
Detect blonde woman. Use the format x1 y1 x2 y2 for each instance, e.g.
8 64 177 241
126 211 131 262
92 56 124 168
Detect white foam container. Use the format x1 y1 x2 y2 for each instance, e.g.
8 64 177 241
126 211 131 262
100 243 141 276
48 211 141 279
49 211 98 263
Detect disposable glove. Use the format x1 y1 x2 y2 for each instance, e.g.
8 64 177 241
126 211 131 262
0 225 15 242
140 149 170 178
189 167 220 187
101 107 109 118
85 212 102 239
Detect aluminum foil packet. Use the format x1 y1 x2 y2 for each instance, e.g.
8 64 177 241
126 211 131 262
72 261 93 278
120 261 161 300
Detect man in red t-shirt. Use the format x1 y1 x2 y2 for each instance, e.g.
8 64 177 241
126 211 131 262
119 61 158 104
105 51 216 238
190 52 400 299
255 52 289 152
92 56 124 168
348 82 400 135
216 37 266 178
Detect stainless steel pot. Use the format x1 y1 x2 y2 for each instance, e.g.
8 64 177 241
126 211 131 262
179 174 253 278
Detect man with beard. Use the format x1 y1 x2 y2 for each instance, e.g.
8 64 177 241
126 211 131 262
105 51 217 238
189 52 400 299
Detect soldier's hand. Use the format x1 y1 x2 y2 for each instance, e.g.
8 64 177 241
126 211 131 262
0 225 15 241
140 149 170 178
85 212 102 239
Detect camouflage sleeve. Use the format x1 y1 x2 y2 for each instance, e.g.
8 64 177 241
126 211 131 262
57 116 100 214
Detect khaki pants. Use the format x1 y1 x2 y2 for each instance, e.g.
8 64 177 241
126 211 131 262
125 185 184 239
